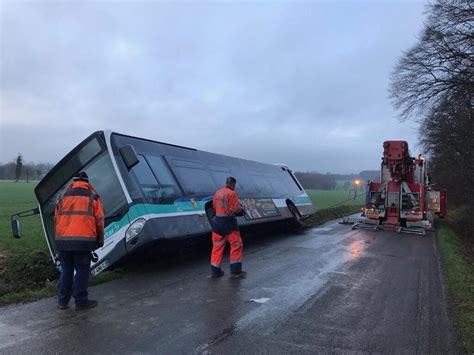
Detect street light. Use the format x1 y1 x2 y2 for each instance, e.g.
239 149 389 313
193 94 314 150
350 179 362 200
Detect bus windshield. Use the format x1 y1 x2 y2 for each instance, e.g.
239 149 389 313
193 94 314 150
37 148 128 249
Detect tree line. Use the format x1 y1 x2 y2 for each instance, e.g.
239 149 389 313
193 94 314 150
2 150 379 189
0 154 53 181
390 0 473 237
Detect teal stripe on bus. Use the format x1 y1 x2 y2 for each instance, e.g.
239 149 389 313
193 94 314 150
292 196 312 205
104 201 207 239
104 197 313 240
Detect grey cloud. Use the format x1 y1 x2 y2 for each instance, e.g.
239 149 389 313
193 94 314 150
1 1 425 173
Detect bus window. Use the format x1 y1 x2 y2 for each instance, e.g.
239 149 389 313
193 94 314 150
267 176 289 198
287 170 303 191
85 154 128 216
41 152 128 244
208 165 246 193
280 168 303 195
133 155 180 204
250 175 275 197
133 155 158 186
36 136 103 204
146 155 178 187
172 159 216 196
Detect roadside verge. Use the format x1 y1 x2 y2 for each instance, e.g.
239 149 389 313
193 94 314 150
304 204 361 228
436 220 474 353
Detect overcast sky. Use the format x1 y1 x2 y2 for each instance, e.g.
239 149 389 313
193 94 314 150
0 0 425 173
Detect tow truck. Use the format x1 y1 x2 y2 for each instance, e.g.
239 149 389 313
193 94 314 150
346 140 447 235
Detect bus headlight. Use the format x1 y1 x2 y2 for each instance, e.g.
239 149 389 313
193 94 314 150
125 218 146 243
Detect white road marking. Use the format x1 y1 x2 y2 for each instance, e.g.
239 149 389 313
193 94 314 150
250 298 270 304
312 227 333 232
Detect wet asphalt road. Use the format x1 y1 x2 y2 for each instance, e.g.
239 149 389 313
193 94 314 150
0 218 463 354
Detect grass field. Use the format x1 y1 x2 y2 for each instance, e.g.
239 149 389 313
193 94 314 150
0 181 58 304
306 188 365 209
0 183 363 246
0 181 119 304
0 181 47 252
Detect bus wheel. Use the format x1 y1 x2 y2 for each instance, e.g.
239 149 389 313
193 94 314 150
287 203 304 229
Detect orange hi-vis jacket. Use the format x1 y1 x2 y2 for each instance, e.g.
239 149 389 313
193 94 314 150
213 187 242 217
54 180 105 251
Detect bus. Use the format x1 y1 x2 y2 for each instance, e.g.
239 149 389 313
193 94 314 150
13 131 316 276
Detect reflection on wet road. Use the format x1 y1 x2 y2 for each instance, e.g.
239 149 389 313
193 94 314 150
0 218 462 354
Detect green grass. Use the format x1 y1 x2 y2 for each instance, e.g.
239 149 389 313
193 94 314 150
0 181 47 251
303 204 361 228
306 188 365 209
436 220 474 353
0 181 59 304
0 181 122 305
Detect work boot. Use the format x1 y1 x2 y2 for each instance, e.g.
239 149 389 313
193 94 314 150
211 269 225 278
75 300 98 311
57 303 68 310
230 271 247 279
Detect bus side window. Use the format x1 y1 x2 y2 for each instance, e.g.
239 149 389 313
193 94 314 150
146 156 179 187
249 174 275 198
133 155 158 186
132 155 178 204
171 159 216 197
145 155 182 199
282 168 303 193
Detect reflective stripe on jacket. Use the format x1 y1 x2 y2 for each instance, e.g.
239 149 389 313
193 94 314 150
213 187 241 217
54 180 105 251
212 186 241 236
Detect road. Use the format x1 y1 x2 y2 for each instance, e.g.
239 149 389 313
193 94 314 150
0 218 463 354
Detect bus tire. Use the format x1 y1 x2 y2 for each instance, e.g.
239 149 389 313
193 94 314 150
287 202 304 229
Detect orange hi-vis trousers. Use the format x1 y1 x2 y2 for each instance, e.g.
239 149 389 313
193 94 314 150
211 230 243 273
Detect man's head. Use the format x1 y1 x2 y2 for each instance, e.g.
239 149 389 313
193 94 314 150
225 176 237 190
73 171 89 182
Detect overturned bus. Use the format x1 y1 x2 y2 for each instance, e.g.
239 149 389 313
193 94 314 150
12 131 316 276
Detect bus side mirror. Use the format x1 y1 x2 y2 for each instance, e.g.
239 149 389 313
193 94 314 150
120 145 139 170
12 219 21 239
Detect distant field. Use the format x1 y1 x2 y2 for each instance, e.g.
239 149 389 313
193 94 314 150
306 189 365 209
0 181 46 253
0 181 364 252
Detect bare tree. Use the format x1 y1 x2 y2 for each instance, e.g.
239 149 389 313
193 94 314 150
419 90 474 203
390 0 474 236
15 154 23 182
390 0 473 120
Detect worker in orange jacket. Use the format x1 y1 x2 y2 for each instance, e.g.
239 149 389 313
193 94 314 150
211 177 246 278
54 172 104 310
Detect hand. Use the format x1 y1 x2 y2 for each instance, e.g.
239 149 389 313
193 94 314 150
96 241 104 248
